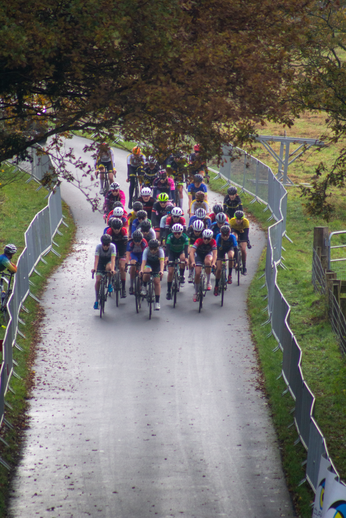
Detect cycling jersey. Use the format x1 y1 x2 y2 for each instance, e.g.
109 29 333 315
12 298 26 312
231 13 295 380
126 239 148 254
103 190 126 214
140 228 156 242
190 200 209 215
188 215 211 229
209 213 230 224
165 216 186 232
223 195 243 219
106 227 128 243
95 243 116 271
95 148 115 170
152 201 169 228
137 196 155 219
0 254 17 273
143 247 165 263
127 153 145 178
131 218 152 235
211 221 222 238
192 238 217 255
165 233 189 254
106 213 128 226
230 217 250 242
186 227 203 245
152 177 175 200
216 233 237 251
143 164 160 185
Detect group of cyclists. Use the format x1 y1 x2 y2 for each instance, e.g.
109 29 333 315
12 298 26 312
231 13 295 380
92 143 251 312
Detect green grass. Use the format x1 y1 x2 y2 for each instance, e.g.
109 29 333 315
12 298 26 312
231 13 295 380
0 165 76 517
209 165 346 517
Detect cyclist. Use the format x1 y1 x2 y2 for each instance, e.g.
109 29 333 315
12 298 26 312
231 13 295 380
105 218 128 298
188 144 210 183
103 182 126 217
139 220 156 242
95 143 116 193
189 207 211 229
127 146 145 209
165 223 189 300
137 187 155 219
0 244 17 273
140 239 165 311
131 209 150 234
106 205 128 228
91 234 116 310
186 219 204 282
190 191 209 215
209 203 226 224
230 210 250 275
142 157 160 187
159 201 174 242
164 206 186 240
223 186 243 219
126 230 148 295
214 225 238 295
152 170 175 201
190 228 217 300
166 152 187 209
127 200 144 237
152 193 170 240
210 212 229 238
188 173 208 215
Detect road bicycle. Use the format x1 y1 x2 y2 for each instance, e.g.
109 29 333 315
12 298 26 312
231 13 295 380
143 272 155 320
218 258 229 307
235 245 242 286
92 271 109 318
127 262 142 314
112 257 122 307
197 265 208 313
0 272 14 327
169 259 181 308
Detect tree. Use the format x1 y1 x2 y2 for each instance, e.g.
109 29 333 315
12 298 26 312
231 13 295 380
0 0 313 184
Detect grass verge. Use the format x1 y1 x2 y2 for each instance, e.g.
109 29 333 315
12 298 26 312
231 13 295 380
0 166 76 517
209 169 346 518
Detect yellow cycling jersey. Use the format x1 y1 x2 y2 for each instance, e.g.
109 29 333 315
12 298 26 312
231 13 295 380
229 217 250 233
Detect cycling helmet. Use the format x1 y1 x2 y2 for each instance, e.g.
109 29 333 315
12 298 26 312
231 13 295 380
113 207 124 217
220 225 231 235
227 186 237 195
213 203 223 214
171 207 183 217
132 146 141 155
172 223 184 233
132 230 143 242
235 210 244 219
215 212 227 224
195 208 206 219
111 218 123 230
195 191 205 200
192 220 204 232
165 202 174 213
193 173 203 183
110 182 120 191
101 234 112 245
148 239 160 249
202 229 213 239
157 192 169 202
136 210 147 220
4 244 17 255
112 201 123 208
139 220 151 232
141 187 152 196
133 201 143 211
158 169 167 178
194 144 201 152
147 156 157 165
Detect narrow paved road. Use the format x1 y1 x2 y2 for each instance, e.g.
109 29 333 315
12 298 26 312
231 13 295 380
9 137 294 518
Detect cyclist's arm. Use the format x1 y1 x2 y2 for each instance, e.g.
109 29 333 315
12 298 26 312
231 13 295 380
93 254 99 271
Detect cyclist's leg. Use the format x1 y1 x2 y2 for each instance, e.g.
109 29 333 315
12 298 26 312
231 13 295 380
178 183 184 209
240 241 247 273
204 254 213 289
179 252 186 282
228 249 235 282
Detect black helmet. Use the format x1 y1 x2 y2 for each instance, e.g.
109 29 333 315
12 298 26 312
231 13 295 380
4 244 17 255
101 234 112 245
194 173 203 183
227 186 237 195
148 239 160 249
112 200 123 208
213 204 223 214
136 210 147 220
139 220 151 232
220 225 231 235
132 230 143 242
133 201 143 211
111 218 123 230
235 210 244 219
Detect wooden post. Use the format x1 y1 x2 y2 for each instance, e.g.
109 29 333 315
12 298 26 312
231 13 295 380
313 227 329 255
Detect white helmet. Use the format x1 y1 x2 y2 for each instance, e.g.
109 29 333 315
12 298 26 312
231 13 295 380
215 212 227 224
192 220 204 232
202 229 213 239
141 187 152 196
172 223 184 233
171 207 183 217
195 208 206 219
113 207 124 217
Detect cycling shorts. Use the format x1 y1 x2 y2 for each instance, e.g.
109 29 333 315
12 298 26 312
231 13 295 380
144 261 161 276
195 252 213 266
98 160 113 172
217 245 235 260
233 229 249 243
96 260 111 276
114 242 127 259
130 252 143 263
168 250 185 262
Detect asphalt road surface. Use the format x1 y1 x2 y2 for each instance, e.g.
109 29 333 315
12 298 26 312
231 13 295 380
9 136 295 518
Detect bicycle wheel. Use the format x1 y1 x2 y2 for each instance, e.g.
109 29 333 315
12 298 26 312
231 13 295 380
134 178 139 202
220 268 226 307
103 176 110 196
237 252 242 286
99 278 106 318
135 276 141 313
115 272 120 307
148 280 153 320
172 273 178 308
198 275 204 313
